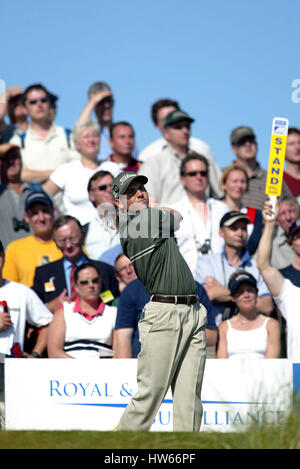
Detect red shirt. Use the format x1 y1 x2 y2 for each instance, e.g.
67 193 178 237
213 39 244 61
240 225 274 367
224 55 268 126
73 296 105 321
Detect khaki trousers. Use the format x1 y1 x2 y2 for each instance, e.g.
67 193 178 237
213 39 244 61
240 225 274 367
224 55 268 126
117 299 207 432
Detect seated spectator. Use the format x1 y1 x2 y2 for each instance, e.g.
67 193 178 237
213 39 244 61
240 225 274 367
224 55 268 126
3 190 62 287
283 127 300 203
32 215 119 313
43 121 101 225
216 270 280 359
228 126 292 211
115 278 217 358
47 262 116 358
0 86 28 143
138 98 222 199
0 144 32 248
101 122 141 174
170 153 228 276
77 80 114 161
279 220 300 287
84 170 120 258
195 211 273 325
114 253 137 294
257 199 300 362
271 196 300 269
220 164 263 254
10 83 79 185
0 240 52 358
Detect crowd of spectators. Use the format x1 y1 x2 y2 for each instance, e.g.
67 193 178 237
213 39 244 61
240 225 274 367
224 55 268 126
0 80 300 366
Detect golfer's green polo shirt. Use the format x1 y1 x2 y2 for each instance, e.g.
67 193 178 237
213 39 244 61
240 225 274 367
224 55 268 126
119 207 196 296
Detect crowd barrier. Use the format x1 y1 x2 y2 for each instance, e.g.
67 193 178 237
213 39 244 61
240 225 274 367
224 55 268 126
3 358 299 432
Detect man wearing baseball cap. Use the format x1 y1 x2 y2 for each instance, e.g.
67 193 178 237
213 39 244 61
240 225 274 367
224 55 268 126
227 125 292 211
137 108 217 204
196 210 273 331
3 190 62 287
112 171 207 432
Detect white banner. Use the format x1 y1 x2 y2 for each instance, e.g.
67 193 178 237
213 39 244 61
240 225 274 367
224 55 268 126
4 358 293 432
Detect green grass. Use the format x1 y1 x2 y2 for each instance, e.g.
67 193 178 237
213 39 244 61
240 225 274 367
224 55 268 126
1 409 300 449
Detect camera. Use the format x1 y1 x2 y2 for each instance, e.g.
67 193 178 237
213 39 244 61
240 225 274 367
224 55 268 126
12 217 30 232
199 239 211 254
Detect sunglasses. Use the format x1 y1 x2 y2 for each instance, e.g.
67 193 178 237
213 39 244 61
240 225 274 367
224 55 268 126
93 184 111 192
185 170 208 177
27 97 49 105
170 123 191 130
78 277 100 286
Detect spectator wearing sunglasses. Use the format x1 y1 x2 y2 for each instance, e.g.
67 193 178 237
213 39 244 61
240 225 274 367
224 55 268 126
10 83 80 186
84 170 120 260
226 126 292 211
47 262 117 358
170 153 228 276
138 109 218 205
43 121 102 226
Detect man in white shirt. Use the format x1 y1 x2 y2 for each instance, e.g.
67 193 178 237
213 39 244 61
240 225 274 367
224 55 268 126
257 199 300 362
138 99 222 199
10 83 79 184
171 153 228 276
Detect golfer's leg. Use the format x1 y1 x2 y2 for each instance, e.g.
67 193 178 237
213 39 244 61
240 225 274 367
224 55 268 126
117 301 180 431
171 304 207 432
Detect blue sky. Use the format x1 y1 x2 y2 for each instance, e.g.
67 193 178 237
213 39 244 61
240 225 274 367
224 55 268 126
2 0 300 169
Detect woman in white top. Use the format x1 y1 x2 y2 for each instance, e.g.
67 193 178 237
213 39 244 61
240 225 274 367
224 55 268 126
47 262 116 359
43 121 101 225
220 165 263 255
217 270 280 359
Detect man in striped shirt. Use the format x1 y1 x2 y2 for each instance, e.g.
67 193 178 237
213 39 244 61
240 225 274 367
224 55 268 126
112 171 207 432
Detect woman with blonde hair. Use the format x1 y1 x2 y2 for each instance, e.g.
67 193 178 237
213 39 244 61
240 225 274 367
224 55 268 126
220 164 263 254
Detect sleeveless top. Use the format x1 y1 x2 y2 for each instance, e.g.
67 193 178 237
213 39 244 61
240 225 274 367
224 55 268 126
63 301 117 358
226 317 270 359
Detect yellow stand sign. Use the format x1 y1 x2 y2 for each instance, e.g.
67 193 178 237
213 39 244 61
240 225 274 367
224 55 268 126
265 117 289 212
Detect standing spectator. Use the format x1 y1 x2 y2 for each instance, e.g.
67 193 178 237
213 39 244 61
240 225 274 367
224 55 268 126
195 211 273 326
270 196 299 269
257 199 300 362
0 144 32 248
84 170 120 259
10 83 79 184
0 86 28 143
42 121 101 225
279 220 300 287
220 164 263 254
77 81 114 161
138 98 222 199
2 190 61 287
171 153 227 276
0 240 52 358
138 109 221 205
283 128 300 203
47 262 117 358
217 270 280 359
32 215 119 313
229 126 292 210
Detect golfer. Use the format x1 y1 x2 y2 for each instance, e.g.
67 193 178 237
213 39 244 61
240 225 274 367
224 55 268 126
112 171 207 432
